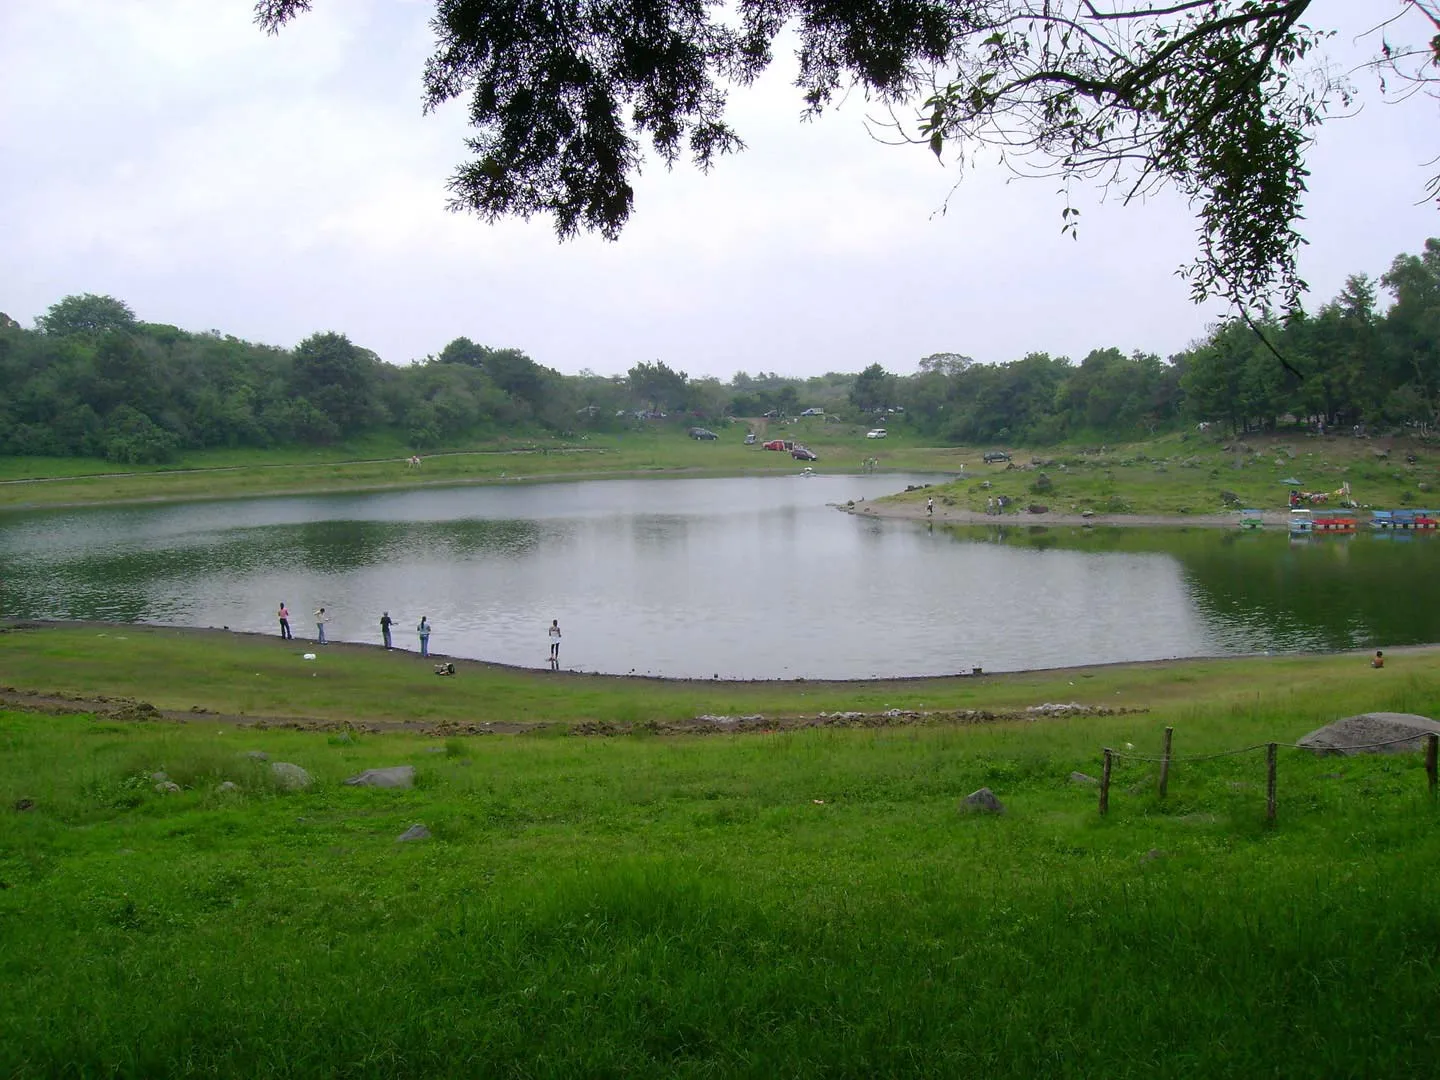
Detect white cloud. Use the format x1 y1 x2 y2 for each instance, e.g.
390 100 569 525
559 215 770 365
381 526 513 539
0 0 1435 376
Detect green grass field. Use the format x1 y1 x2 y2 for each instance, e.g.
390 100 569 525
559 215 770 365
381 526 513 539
886 430 1440 517
3 625 1439 1076
3 425 1435 519
0 421 963 510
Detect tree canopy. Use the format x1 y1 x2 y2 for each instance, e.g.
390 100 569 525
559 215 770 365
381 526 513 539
5 238 1440 465
256 1 1439 312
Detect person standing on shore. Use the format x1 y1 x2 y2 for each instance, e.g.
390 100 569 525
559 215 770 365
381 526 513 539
314 607 327 645
380 611 393 649
926 497 934 516
417 616 431 657
548 619 562 665
278 602 292 640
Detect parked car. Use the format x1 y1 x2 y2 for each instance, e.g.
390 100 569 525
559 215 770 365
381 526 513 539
688 427 719 440
866 428 887 439
983 450 1011 463
800 407 825 417
744 432 757 444
792 447 818 461
762 439 790 451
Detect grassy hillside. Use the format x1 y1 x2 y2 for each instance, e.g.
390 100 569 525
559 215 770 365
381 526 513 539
2 625 1438 1076
885 430 1440 517
3 424 1436 516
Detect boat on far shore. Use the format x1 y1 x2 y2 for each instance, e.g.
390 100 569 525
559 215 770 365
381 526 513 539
1290 508 1357 535
1370 509 1438 531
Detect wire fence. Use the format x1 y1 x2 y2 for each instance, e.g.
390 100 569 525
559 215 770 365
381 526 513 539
1096 727 1440 821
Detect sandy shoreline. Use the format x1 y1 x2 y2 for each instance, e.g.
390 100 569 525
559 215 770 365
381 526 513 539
841 501 1294 529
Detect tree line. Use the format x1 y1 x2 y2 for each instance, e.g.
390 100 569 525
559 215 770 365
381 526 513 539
2 239 1437 463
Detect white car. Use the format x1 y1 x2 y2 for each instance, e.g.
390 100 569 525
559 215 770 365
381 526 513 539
866 428 887 439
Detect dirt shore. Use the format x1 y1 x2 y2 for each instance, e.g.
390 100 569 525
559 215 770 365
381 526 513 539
841 501 1293 529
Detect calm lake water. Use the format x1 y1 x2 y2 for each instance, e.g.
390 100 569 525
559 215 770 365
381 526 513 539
2 475 1438 679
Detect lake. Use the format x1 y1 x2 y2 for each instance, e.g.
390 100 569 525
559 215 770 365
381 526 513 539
2 475 1437 678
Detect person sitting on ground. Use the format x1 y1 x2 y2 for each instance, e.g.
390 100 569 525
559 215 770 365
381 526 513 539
1371 650 1385 669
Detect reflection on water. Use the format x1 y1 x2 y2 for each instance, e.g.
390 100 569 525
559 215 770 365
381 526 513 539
2 478 1437 678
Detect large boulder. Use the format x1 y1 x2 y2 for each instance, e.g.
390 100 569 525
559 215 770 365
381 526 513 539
270 762 313 790
1296 712 1440 756
961 787 1006 814
343 766 415 789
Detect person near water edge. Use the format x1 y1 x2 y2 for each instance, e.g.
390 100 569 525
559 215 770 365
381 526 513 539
380 611 393 649
548 619 562 663
314 607 327 645
278 602 292 640
418 616 431 658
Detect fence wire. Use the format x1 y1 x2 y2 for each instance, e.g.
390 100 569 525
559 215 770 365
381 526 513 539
1107 732 1436 764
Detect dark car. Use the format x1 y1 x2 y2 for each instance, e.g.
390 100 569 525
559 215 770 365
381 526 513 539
983 450 1011 463
792 447 818 461
689 427 719 440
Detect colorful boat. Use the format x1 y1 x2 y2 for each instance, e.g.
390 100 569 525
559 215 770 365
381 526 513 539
1314 512 1357 533
1290 508 1355 534
1238 509 1264 530
1370 509 1439 530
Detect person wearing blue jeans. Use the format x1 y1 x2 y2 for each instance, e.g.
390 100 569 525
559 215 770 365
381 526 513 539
417 616 431 657
380 611 393 649
314 607 328 645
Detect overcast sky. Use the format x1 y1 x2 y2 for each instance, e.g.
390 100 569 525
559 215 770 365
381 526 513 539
1 1 1436 380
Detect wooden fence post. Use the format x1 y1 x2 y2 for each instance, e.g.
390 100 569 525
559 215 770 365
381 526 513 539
1100 748 1112 817
1426 734 1438 799
1265 742 1277 824
1158 726 1174 799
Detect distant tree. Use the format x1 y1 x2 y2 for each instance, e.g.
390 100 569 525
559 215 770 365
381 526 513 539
849 363 895 414
628 360 689 412
917 353 973 377
38 294 137 337
290 332 376 437
438 336 488 367
483 347 548 409
1380 237 1440 424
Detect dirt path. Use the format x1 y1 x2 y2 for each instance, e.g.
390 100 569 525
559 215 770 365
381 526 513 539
0 684 1139 738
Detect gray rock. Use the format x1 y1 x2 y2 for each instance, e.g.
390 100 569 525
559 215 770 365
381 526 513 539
1297 712 1440 756
343 766 415 789
961 787 1005 814
216 781 240 793
1069 771 1099 785
154 781 181 794
242 751 269 762
270 762 313 790
396 824 431 842
150 770 170 783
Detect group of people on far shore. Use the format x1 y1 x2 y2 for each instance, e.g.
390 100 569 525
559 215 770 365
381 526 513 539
276 601 563 667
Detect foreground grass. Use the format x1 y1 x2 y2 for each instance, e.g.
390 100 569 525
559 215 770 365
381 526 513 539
5 623 1440 729
3 627 1440 1075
